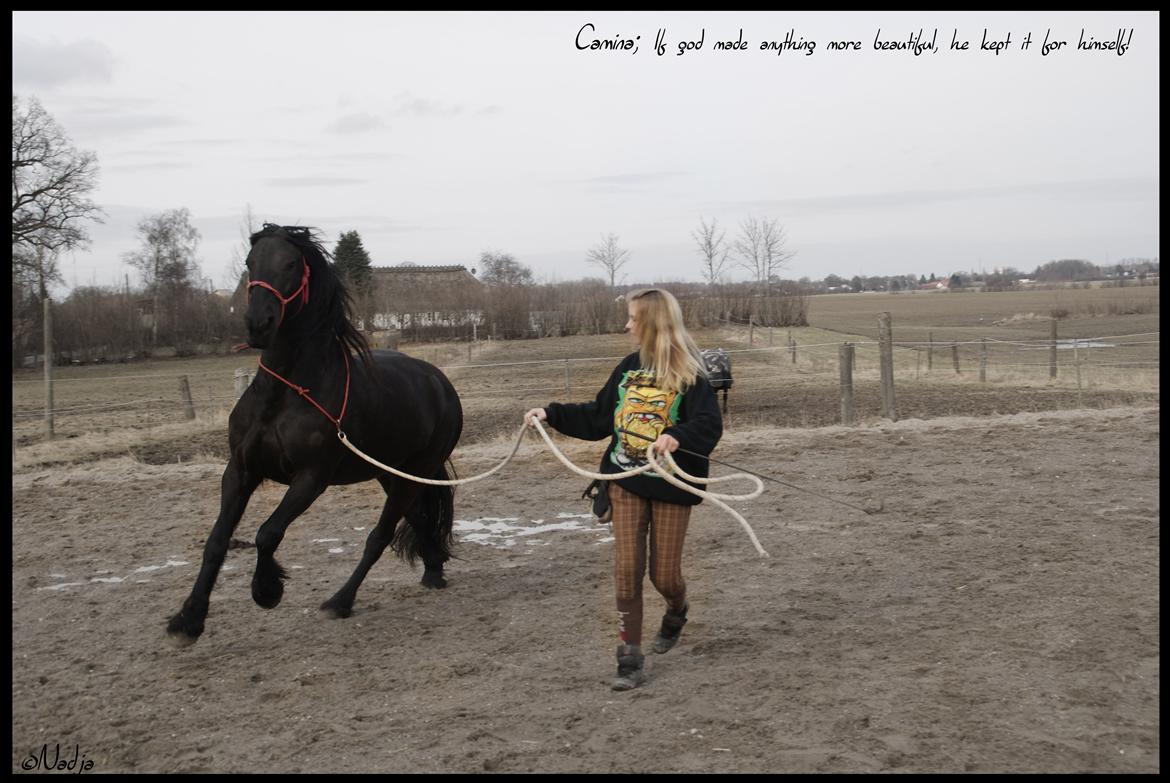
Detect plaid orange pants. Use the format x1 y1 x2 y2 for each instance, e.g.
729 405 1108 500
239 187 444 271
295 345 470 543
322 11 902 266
608 482 691 646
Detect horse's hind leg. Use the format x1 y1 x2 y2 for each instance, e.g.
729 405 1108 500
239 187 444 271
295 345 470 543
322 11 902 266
166 457 260 646
250 472 328 609
408 478 455 590
320 476 422 618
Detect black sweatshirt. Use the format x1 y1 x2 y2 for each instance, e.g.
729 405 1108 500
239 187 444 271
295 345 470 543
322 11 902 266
544 351 723 506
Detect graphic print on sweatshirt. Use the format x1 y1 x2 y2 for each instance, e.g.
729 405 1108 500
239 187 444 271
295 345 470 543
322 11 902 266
610 370 681 474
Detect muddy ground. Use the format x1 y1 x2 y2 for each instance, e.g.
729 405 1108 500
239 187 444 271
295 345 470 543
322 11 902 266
11 406 1160 773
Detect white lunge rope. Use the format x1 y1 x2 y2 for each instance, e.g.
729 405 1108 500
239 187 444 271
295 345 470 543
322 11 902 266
336 418 769 557
338 426 528 486
527 420 768 558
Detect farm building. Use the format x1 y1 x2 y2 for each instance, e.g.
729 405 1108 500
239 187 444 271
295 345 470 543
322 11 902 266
369 263 484 335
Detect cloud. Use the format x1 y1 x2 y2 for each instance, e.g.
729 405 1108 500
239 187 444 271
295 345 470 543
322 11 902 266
12 36 115 88
108 161 190 172
389 91 464 117
264 177 369 187
49 97 187 138
255 151 400 164
730 178 1157 215
325 113 387 134
152 138 239 148
68 112 186 137
333 216 428 234
575 172 688 191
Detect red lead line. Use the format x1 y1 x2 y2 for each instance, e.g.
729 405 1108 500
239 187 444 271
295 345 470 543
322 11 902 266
256 340 351 429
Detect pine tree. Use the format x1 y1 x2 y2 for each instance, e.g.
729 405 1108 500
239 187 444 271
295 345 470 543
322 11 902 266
333 230 373 296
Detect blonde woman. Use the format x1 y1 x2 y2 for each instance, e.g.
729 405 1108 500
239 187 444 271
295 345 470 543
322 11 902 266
525 288 723 690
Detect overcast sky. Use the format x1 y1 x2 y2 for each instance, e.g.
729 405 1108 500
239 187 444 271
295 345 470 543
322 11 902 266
12 10 1160 294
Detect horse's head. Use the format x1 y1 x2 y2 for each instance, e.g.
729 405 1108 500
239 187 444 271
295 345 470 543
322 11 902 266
244 226 312 349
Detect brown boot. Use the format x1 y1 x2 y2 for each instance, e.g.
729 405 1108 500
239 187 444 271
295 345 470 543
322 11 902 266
651 602 688 654
611 644 646 690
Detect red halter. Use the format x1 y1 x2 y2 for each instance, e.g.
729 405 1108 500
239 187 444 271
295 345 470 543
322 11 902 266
257 338 352 430
247 256 310 326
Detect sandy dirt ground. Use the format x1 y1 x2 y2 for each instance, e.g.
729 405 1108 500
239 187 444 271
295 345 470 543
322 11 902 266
11 406 1159 773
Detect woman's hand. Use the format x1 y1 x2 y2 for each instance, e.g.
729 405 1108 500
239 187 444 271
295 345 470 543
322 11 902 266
651 432 680 454
524 408 548 427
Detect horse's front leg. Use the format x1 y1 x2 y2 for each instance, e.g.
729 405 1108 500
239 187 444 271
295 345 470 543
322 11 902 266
166 456 260 646
251 471 328 609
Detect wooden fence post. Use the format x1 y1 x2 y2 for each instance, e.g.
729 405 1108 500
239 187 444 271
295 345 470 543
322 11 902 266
1049 318 1058 379
952 342 961 374
564 359 571 394
178 375 196 420
234 369 248 401
839 343 855 426
979 339 988 383
1073 339 1082 406
927 331 933 371
44 296 54 440
916 348 921 380
878 312 897 421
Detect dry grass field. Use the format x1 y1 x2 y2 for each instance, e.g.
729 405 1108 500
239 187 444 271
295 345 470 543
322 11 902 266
13 284 1157 466
807 284 1159 342
10 286 1160 773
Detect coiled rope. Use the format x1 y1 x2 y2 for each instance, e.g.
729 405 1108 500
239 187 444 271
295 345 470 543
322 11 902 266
337 418 769 557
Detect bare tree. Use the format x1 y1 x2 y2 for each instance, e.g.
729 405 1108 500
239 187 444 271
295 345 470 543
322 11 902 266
585 232 630 289
12 95 103 255
733 215 764 288
733 215 794 292
479 251 534 339
227 203 259 287
692 216 730 285
13 239 61 300
478 250 534 287
759 218 795 289
11 242 62 368
123 208 202 347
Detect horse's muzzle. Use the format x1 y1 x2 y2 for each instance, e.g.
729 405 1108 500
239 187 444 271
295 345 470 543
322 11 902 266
245 314 275 348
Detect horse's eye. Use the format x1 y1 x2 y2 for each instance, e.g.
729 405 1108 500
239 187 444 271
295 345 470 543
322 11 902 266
286 260 296 271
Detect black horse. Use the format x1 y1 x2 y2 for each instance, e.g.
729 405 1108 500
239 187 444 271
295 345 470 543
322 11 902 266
700 347 733 415
166 224 463 646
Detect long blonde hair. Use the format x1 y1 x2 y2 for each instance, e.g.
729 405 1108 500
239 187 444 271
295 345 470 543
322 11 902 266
627 288 706 393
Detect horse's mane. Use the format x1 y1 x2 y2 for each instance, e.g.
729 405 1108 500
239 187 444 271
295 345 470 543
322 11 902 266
249 223 372 365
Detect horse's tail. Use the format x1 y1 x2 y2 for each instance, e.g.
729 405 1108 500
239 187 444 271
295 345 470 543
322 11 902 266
391 460 456 566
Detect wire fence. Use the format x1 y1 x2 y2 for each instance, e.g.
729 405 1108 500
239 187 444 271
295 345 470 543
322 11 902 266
11 327 1160 445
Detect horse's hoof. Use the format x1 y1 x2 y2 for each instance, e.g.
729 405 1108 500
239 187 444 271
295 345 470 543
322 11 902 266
166 630 199 648
319 598 353 619
251 577 284 609
165 613 202 647
420 571 447 590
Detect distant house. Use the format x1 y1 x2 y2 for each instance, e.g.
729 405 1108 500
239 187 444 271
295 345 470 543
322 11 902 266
369 263 484 331
134 296 156 328
529 309 564 336
918 279 948 290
